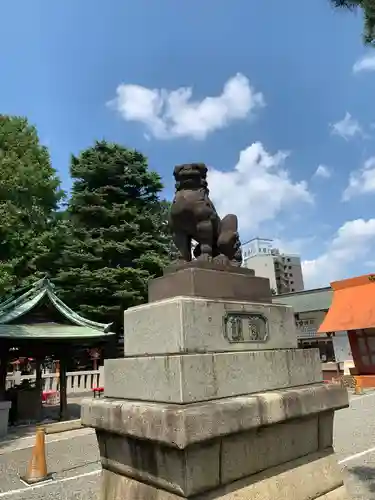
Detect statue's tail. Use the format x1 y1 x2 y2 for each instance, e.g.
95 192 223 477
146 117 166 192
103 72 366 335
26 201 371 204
220 214 238 232
217 214 242 262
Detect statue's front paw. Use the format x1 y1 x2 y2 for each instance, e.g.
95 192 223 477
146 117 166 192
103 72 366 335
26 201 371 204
196 254 212 262
213 255 230 266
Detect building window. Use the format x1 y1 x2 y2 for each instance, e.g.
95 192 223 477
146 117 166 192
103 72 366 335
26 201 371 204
288 266 292 270
290 281 294 285
291 288 295 292
298 339 335 362
287 258 291 262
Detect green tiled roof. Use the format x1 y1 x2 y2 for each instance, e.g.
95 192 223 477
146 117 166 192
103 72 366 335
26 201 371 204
272 287 333 313
0 277 115 339
0 324 110 339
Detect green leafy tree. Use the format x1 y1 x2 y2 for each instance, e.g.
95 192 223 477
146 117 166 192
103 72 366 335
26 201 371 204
0 115 65 294
54 141 171 328
330 1 375 45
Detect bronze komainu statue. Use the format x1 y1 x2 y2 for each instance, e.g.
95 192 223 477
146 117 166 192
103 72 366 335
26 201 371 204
169 163 242 266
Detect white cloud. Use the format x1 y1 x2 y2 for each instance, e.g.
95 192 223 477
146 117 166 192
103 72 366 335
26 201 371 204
302 219 375 288
207 142 313 234
314 165 331 179
342 156 375 200
107 73 264 140
353 54 375 73
274 236 316 256
331 112 362 140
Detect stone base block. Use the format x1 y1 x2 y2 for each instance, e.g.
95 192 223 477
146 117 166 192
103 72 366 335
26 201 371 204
124 297 297 356
81 383 348 449
104 348 322 403
97 414 323 496
99 451 347 499
148 266 272 304
83 384 350 499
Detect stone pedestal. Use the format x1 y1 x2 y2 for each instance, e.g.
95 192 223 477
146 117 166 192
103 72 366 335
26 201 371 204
148 264 271 303
81 265 350 499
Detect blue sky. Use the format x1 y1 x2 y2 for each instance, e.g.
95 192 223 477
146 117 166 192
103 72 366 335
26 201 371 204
2 0 375 288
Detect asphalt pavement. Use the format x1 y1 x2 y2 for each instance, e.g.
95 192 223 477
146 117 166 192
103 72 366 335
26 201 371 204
0 428 101 500
0 392 375 499
335 391 375 499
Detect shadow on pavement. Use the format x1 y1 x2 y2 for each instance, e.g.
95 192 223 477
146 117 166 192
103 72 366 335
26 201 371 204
43 402 82 420
0 395 90 450
348 465 375 493
0 425 36 449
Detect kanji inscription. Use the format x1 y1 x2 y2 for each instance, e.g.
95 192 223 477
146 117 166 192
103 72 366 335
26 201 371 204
223 312 268 343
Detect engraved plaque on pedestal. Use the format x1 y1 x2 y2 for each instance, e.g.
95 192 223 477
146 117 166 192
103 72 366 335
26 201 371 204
223 312 268 343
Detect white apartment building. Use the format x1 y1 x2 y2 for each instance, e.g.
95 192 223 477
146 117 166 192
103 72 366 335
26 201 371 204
242 237 304 294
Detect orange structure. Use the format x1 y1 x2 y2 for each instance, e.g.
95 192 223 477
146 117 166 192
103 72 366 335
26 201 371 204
318 273 375 387
21 427 49 484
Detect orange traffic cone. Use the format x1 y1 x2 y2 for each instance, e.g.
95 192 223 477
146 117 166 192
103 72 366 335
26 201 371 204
20 427 50 484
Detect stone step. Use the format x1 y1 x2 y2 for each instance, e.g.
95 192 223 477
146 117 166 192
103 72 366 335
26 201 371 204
124 296 297 356
104 348 322 404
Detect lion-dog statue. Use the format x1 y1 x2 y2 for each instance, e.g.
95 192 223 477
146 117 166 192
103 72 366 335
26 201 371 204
169 163 242 266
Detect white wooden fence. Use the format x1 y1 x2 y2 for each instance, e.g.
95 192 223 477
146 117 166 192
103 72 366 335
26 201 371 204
5 368 103 394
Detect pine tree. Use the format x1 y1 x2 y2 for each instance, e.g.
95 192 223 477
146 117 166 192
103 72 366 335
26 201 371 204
0 115 65 294
54 141 171 327
330 0 375 45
